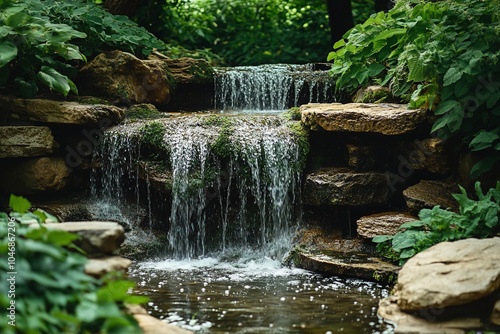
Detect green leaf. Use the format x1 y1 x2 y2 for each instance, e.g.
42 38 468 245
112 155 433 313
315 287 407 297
0 41 17 68
37 66 71 96
333 39 345 49
372 235 393 243
367 63 385 77
434 100 459 115
373 28 406 41
470 155 499 178
469 131 500 151
443 67 462 86
9 194 31 213
399 220 426 229
15 77 38 98
5 9 28 28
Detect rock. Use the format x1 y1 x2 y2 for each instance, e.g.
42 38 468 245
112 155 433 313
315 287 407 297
0 126 57 158
43 222 125 257
395 238 500 311
378 296 482 334
0 95 124 126
300 103 428 135
126 104 162 119
302 167 392 206
148 52 214 84
293 249 399 284
85 256 131 278
134 314 193 334
78 50 175 106
0 157 70 195
401 138 451 174
403 180 459 214
491 299 500 325
356 212 417 239
353 86 391 103
346 143 379 170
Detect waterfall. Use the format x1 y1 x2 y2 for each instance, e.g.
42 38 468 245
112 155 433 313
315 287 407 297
214 64 335 111
91 116 306 259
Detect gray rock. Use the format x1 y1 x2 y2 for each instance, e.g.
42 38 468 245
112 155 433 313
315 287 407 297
403 180 459 214
300 103 428 135
395 237 500 311
303 167 391 206
0 157 70 195
78 50 175 106
357 212 417 239
353 85 391 103
43 222 125 257
148 52 214 84
0 95 124 126
0 126 57 158
491 299 500 325
85 256 131 278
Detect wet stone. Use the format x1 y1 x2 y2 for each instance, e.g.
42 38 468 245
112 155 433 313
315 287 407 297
403 180 459 214
0 126 57 158
356 212 417 239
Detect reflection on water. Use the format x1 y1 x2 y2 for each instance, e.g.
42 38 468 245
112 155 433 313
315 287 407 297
129 257 394 334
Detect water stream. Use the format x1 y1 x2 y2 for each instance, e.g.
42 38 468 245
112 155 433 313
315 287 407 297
90 64 392 333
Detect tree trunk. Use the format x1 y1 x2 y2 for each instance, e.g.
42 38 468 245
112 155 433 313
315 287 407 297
326 0 354 45
103 0 142 16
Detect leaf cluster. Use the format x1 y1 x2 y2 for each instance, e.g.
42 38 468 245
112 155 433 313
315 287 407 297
0 195 147 334
0 0 166 98
373 182 500 265
328 0 500 177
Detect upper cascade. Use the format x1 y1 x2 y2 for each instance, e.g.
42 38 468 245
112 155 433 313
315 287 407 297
214 64 335 111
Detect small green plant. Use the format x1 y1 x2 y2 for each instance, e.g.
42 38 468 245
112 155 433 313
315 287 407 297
0 195 146 334
202 116 235 158
140 121 167 161
373 182 500 265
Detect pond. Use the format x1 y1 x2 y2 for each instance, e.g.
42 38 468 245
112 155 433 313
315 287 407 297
129 255 394 334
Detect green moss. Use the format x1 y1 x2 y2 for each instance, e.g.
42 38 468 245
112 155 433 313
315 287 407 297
282 107 301 121
127 104 163 120
187 60 214 84
140 121 167 160
287 121 310 172
74 96 110 105
202 115 235 157
375 241 400 264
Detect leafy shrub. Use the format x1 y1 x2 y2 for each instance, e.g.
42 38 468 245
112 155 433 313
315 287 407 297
373 182 500 265
328 0 500 177
0 195 146 334
0 0 166 98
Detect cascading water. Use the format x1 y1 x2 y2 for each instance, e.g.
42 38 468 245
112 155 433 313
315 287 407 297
91 116 305 260
214 64 335 111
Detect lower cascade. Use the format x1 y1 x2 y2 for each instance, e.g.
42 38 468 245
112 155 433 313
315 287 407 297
91 115 306 259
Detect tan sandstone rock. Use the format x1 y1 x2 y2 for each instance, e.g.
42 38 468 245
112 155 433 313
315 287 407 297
395 237 500 311
0 95 124 125
356 212 417 239
403 180 459 214
85 256 131 278
300 103 428 135
78 50 175 106
302 167 392 206
0 126 57 158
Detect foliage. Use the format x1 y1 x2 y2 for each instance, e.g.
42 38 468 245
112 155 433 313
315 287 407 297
328 0 500 177
134 0 333 66
0 0 166 98
373 182 500 265
0 194 146 334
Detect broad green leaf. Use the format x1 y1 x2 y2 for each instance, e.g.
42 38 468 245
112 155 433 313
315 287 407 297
443 67 462 86
0 41 17 68
14 77 38 98
333 39 346 49
367 63 385 77
373 28 406 41
470 155 499 178
37 66 71 96
372 235 393 243
9 194 31 213
435 100 459 115
46 230 79 246
399 220 427 229
469 131 499 151
5 9 28 28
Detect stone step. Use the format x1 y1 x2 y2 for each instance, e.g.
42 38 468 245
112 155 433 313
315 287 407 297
356 212 417 240
303 167 392 206
403 179 459 214
0 126 57 158
300 103 428 135
85 256 131 278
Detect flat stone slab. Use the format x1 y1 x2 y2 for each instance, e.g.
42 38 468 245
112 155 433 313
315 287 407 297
85 256 131 278
395 237 500 311
357 212 417 239
0 126 57 158
43 222 125 257
300 103 428 135
403 180 459 214
294 249 399 284
303 167 391 206
0 95 124 125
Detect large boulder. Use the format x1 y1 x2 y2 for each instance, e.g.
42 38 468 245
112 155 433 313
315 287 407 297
0 126 57 158
0 157 70 195
78 50 175 106
356 212 417 239
148 52 214 84
0 95 124 126
303 167 392 206
395 237 500 311
300 103 428 135
403 180 459 214
85 256 131 278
